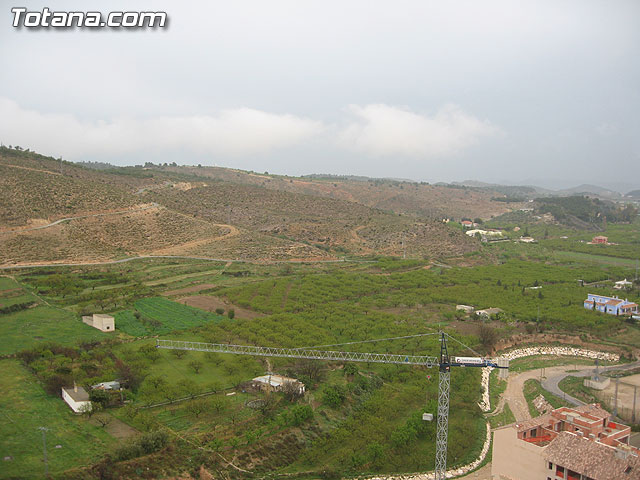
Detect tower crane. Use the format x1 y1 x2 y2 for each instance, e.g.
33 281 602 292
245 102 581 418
156 333 508 480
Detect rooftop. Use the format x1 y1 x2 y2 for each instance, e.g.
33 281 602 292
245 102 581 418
544 432 640 480
62 385 90 402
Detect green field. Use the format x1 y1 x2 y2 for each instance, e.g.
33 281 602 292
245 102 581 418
115 297 225 337
0 360 115 479
0 276 38 309
0 306 108 355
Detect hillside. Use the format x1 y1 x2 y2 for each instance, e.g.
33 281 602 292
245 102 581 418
157 165 516 221
0 148 478 265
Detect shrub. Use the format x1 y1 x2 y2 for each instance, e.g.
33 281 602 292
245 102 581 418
322 384 346 408
215 307 225 315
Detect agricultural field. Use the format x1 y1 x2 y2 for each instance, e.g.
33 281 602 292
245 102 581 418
115 297 225 337
0 360 115 479
0 303 109 355
0 203 637 478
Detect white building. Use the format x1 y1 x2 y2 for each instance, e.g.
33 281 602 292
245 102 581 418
92 380 120 390
614 279 633 290
82 313 115 332
252 374 305 395
61 385 92 413
456 305 475 313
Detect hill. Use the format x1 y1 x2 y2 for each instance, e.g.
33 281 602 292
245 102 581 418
158 165 516 221
0 148 478 265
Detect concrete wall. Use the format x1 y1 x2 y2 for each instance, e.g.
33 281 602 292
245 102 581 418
492 426 550 480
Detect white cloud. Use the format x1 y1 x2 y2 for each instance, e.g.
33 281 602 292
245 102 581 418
0 98 323 159
339 104 502 157
0 99 502 164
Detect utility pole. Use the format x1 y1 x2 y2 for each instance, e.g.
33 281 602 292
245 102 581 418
633 385 637 424
401 233 406 259
613 376 620 418
38 426 49 478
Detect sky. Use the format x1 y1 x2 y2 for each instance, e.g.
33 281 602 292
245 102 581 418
1 1 639 191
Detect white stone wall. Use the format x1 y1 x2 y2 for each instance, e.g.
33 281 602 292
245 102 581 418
500 346 619 362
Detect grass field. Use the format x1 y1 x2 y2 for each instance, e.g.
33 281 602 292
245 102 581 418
0 306 108 355
0 360 115 479
0 276 37 309
114 297 225 337
553 250 640 267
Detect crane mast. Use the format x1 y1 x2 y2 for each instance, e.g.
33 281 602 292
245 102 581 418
156 333 505 480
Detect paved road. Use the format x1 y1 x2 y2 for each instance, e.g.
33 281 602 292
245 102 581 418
542 360 640 407
504 360 640 422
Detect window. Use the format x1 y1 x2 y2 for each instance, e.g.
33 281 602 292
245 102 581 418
548 462 553 469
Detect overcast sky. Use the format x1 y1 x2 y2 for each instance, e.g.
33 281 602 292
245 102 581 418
1 1 639 190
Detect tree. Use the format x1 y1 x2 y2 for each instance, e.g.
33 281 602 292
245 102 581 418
96 414 112 428
170 349 187 360
227 309 235 319
188 360 203 374
186 398 208 418
281 381 304 402
89 389 110 409
479 325 498 353
178 378 201 398
322 384 346 408
139 344 160 363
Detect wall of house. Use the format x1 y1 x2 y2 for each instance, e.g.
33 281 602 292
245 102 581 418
492 427 549 480
61 389 91 413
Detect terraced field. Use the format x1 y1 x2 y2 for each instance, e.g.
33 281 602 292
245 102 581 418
115 297 225 336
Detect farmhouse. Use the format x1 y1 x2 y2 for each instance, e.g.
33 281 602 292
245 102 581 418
252 374 305 395
92 380 120 390
61 384 92 413
460 220 474 228
456 305 475 313
591 235 608 244
584 294 638 315
614 279 634 290
476 307 503 318
82 313 115 332
519 236 536 243
465 229 503 238
492 404 639 480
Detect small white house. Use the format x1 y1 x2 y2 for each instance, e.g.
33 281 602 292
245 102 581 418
82 314 115 332
456 305 475 313
476 307 504 318
252 374 305 395
614 279 633 290
61 385 92 413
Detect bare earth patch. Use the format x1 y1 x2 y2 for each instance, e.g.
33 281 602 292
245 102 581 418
177 295 265 319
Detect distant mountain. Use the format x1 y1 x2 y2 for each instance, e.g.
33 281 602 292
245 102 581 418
626 190 640 199
556 184 622 199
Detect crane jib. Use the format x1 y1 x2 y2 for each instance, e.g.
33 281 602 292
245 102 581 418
155 340 507 369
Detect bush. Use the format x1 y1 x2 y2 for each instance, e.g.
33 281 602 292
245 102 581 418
227 309 235 319
113 430 168 461
322 384 346 408
215 307 225 315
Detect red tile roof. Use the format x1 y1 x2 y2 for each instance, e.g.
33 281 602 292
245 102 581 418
544 432 640 480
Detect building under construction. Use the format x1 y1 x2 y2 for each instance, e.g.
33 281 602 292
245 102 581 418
492 404 640 479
